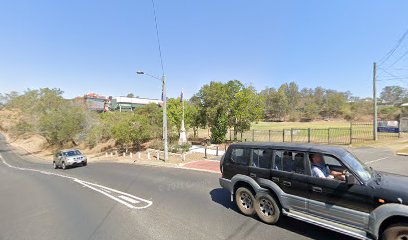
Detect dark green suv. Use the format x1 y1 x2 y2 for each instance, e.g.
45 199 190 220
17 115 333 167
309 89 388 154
219 142 408 240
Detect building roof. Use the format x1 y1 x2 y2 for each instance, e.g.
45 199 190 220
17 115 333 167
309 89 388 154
113 96 163 105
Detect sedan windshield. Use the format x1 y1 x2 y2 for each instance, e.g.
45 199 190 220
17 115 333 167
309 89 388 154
343 152 372 182
63 150 82 157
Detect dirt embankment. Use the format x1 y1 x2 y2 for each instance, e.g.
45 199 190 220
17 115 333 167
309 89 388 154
0 108 115 161
0 108 54 160
1 108 406 162
0 108 21 132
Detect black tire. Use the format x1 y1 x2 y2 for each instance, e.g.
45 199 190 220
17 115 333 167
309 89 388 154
62 162 66 170
53 162 58 169
254 192 281 224
82 162 87 166
235 187 255 216
382 223 408 240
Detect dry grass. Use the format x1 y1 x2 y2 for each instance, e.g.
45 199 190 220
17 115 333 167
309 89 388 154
398 147 408 154
251 120 351 130
0 108 22 131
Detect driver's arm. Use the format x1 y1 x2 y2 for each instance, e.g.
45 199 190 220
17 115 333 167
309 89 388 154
330 170 345 181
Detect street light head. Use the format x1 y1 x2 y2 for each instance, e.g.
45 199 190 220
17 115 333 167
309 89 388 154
136 71 145 75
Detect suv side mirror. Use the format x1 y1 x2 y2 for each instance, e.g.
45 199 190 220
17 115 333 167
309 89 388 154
345 171 358 185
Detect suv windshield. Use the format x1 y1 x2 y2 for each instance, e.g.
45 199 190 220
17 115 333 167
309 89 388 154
63 150 82 157
343 152 372 182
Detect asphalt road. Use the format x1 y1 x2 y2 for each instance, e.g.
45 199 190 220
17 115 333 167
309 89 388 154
0 135 407 240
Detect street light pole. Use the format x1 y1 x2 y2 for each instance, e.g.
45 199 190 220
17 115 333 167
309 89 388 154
137 71 168 162
373 62 378 141
162 74 168 161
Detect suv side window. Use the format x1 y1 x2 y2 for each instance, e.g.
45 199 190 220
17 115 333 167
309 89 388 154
323 155 342 167
230 148 249 166
273 150 306 175
251 149 273 169
308 153 347 181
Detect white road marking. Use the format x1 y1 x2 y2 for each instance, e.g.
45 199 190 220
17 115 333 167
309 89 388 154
100 188 111 193
0 154 152 210
118 195 140 204
365 156 392 164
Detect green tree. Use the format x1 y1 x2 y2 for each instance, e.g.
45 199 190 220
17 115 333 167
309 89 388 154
187 96 206 138
195 80 252 143
270 86 289 121
135 103 162 138
282 82 300 119
34 88 65 114
38 105 86 146
260 87 277 119
229 86 264 139
166 97 183 132
326 90 348 117
195 80 244 125
210 110 228 144
379 106 401 120
380 86 408 105
298 88 319 120
314 86 325 116
112 113 153 150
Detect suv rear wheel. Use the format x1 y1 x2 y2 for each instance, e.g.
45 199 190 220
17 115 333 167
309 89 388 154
62 162 66 170
255 192 281 224
382 223 408 240
235 187 255 216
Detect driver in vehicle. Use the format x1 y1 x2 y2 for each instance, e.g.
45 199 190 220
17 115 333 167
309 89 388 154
310 154 345 181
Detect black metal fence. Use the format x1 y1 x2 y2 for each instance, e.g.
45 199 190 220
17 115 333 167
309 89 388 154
227 122 400 145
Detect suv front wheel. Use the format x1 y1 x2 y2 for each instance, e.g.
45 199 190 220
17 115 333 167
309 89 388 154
382 223 408 240
255 192 281 224
235 187 255 216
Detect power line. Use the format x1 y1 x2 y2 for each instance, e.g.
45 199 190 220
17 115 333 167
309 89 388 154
387 48 408 68
377 78 408 82
387 67 408 71
151 0 165 75
379 68 399 78
377 68 408 83
378 28 408 65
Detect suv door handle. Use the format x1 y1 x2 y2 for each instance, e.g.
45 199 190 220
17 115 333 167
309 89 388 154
283 181 291 187
250 173 256 178
272 177 279 182
312 186 323 193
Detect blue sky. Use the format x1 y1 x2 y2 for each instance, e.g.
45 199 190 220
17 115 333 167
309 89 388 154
1 0 408 99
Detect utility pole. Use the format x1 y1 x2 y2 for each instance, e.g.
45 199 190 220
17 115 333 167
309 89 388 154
137 71 168 162
162 75 168 161
373 62 378 141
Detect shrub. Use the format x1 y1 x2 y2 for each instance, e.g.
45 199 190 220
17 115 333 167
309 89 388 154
112 113 153 149
38 106 86 146
179 143 192 153
210 112 228 144
150 139 164 151
10 121 34 137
